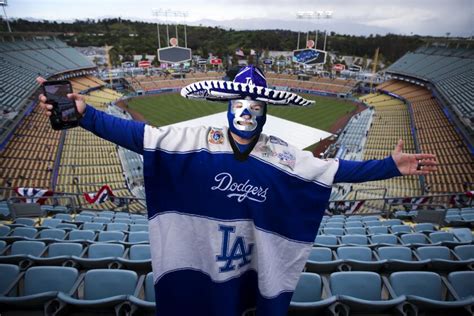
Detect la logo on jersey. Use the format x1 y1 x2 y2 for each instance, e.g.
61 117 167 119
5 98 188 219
216 225 253 273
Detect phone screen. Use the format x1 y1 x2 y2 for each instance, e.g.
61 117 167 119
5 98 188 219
44 83 77 122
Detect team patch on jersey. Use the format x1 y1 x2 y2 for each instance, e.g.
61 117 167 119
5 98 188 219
254 143 276 158
269 135 288 147
278 150 296 170
208 127 225 144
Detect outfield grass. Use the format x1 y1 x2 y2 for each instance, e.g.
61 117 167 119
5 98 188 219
127 93 356 132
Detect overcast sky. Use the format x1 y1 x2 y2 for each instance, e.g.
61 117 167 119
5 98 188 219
4 0 473 36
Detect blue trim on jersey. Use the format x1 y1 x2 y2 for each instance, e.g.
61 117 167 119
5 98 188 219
334 157 402 183
155 269 293 316
144 149 330 243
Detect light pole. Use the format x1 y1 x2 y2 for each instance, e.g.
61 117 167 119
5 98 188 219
296 10 333 50
152 8 188 48
0 0 12 33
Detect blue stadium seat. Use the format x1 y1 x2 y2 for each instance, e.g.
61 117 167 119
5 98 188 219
75 214 94 223
40 218 62 228
0 240 7 255
382 219 402 226
128 272 156 314
340 234 370 246
362 216 379 222
128 232 149 244
365 221 384 227
447 271 474 301
133 219 148 225
415 246 471 271
329 271 407 314
325 222 344 229
54 269 138 315
82 222 104 231
106 223 129 232
33 242 84 266
413 223 437 234
129 224 149 232
336 247 385 271
117 244 152 271
0 240 46 266
376 246 427 271
390 225 412 235
114 212 131 219
5 227 38 242
72 243 125 269
388 271 472 313
13 218 37 227
114 218 132 225
0 225 11 237
453 245 474 261
429 231 467 247
370 234 399 247
93 217 112 224
98 231 125 242
37 228 67 241
367 226 389 235
314 235 339 249
0 263 20 295
344 221 364 228
288 272 337 315
400 233 432 246
54 214 73 222
323 228 344 236
68 229 96 243
305 247 342 273
0 266 79 313
344 227 366 235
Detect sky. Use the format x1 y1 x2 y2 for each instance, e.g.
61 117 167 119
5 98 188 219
3 0 473 36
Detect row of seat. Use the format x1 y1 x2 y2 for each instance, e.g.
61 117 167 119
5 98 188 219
0 265 155 316
290 271 473 316
0 241 151 271
305 245 473 273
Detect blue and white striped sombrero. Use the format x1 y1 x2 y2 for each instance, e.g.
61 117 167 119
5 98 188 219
180 66 315 106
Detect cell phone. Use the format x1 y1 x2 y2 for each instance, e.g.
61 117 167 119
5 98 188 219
42 80 80 130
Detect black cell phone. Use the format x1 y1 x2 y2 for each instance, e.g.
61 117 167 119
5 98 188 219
42 80 80 130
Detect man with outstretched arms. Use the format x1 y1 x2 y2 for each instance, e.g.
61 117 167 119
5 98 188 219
38 66 437 316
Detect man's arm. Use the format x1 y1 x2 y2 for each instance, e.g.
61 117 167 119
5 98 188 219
334 140 437 183
79 105 145 155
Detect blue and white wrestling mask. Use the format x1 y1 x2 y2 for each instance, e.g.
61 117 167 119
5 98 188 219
227 98 267 139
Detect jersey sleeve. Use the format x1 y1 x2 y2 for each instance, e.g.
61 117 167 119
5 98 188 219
79 105 145 155
334 156 403 184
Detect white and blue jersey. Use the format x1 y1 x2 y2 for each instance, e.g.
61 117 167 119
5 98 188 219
80 105 401 316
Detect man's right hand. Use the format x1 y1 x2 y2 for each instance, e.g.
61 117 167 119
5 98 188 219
36 77 87 117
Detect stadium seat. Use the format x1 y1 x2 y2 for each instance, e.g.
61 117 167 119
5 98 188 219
388 271 472 313
106 223 129 232
68 229 96 242
54 214 73 222
305 247 342 273
323 228 344 236
114 212 130 219
54 269 139 315
72 243 126 269
382 219 402 226
128 231 149 244
82 222 104 231
129 224 149 232
344 227 366 235
376 246 427 271
365 221 384 227
40 218 62 228
93 217 112 224
0 240 7 255
114 218 132 225
325 222 344 229
37 228 67 241
415 246 471 271
400 233 431 246
340 234 370 246
128 272 156 314
447 271 474 301
13 218 37 227
413 223 436 234
370 234 399 247
6 227 38 242
390 225 412 235
314 235 339 248
453 245 474 261
367 226 389 235
0 263 20 295
75 214 94 223
117 244 152 272
33 242 85 266
0 240 46 266
329 271 407 314
288 272 337 315
98 231 126 242
336 247 385 271
0 225 11 237
0 266 79 313
133 219 148 225
429 232 467 247
344 222 364 228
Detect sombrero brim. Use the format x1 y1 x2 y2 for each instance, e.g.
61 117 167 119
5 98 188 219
180 80 315 106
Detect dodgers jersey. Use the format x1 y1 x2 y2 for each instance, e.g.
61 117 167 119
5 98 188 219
79 105 401 316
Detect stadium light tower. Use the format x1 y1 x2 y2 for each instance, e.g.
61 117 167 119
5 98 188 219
0 0 12 33
296 10 333 51
152 8 189 49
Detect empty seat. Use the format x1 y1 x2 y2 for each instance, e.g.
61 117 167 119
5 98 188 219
68 229 96 242
305 247 342 273
453 245 474 261
113 212 130 219
128 232 149 244
314 235 338 248
330 271 406 313
336 247 385 271
341 234 370 246
128 272 156 313
0 240 6 255
382 219 402 226
390 225 412 235
106 223 128 232
114 218 132 225
370 234 399 246
400 233 431 246
54 213 73 221
10 227 38 239
54 269 138 315
75 214 94 223
389 271 471 313
0 266 79 312
448 271 474 300
367 226 389 235
0 263 20 295
118 244 152 271
323 228 344 236
38 228 66 241
40 218 62 228
413 223 436 233
72 243 125 268
416 246 470 271
129 224 149 232
345 227 366 235
429 232 466 247
365 221 384 227
325 222 344 228
0 240 46 265
13 218 37 227
288 272 337 315
33 242 84 266
97 231 125 242
344 222 364 228
92 217 112 224
0 225 11 237
377 246 427 271
82 222 104 231
133 219 148 225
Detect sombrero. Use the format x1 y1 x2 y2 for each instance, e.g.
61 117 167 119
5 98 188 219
180 65 315 106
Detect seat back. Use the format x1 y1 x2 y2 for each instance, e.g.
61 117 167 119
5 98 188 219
400 233 428 245
308 247 332 262
345 227 366 235
315 235 337 245
75 215 93 223
107 223 128 232
371 234 398 245
82 222 104 231
429 232 455 243
129 244 151 260
390 271 442 300
291 272 322 302
453 245 474 260
24 266 78 295
144 272 155 302
11 240 46 256
323 228 344 236
448 271 474 300
337 246 372 261
39 228 66 240
129 224 149 232
377 247 413 261
341 235 368 245
69 229 95 241
0 264 20 294
416 246 451 260
88 243 125 258
414 223 436 233
12 227 37 238
391 225 411 234
330 271 381 300
41 218 62 228
128 232 149 243
98 231 124 242
84 269 137 299
48 242 83 257
0 225 11 236
367 226 388 235
15 218 37 226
